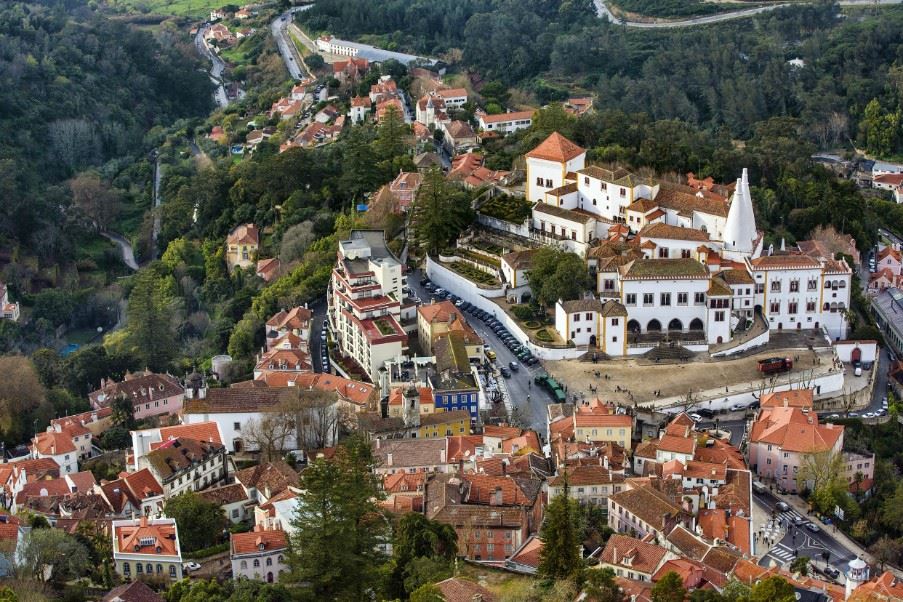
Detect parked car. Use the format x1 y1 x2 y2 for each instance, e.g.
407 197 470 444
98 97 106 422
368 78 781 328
499 367 511 378
183 562 202 572
509 361 519 372
806 522 821 533
730 403 746 412
824 566 840 580
689 413 703 422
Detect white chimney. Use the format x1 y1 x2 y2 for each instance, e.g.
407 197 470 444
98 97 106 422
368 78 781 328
387 453 393 467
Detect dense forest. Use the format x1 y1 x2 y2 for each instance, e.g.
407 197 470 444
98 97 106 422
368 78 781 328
300 1 903 155
0 0 212 272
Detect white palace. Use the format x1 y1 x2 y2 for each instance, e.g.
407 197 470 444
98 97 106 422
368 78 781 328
513 133 851 357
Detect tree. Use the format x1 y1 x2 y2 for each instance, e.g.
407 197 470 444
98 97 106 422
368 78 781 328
869 536 902 570
163 492 228 552
70 171 121 230
386 513 457 598
286 435 387 600
651 571 686 602
749 576 795 602
279 220 317 264
19 528 90 582
340 126 381 201
526 247 591 310
0 356 48 445
242 411 297 462
789 555 809 576
126 268 178 371
110 394 136 430
0 587 17 602
538 477 583 582
584 567 624 602
409 584 443 602
796 449 846 514
881 482 903 532
374 104 408 163
411 169 474 255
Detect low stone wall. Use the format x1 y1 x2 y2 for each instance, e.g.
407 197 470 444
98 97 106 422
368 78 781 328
710 328 771 358
476 213 531 238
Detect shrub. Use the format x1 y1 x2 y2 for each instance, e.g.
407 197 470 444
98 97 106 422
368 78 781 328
523 320 541 329
535 328 554 342
511 304 534 321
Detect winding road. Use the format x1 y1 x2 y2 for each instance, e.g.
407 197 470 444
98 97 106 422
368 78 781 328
271 7 313 81
594 0 903 28
195 27 231 108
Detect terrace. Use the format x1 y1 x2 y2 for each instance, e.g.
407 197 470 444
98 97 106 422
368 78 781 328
478 195 533 224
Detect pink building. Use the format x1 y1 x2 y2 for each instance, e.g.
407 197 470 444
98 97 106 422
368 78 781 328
88 370 184 421
747 405 843 493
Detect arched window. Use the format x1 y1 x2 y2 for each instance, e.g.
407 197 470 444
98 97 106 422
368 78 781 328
169 565 177 577
278 555 284 563
254 559 260 568
667 318 682 332
241 560 247 569
123 562 130 575
136 563 143 574
647 319 662 332
839 280 846 288
266 557 273 566
146 564 153 575
689 318 704 331
157 564 163 574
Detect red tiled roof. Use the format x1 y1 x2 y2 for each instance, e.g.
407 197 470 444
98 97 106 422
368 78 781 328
102 581 164 602
600 534 669 575
32 430 76 455
657 434 696 455
231 528 287 555
760 389 814 409
159 421 222 446
526 132 584 163
749 407 843 453
114 517 180 557
227 223 259 246
434 578 496 602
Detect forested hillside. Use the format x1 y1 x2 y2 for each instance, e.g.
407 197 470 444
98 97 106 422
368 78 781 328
0 0 212 268
299 1 903 155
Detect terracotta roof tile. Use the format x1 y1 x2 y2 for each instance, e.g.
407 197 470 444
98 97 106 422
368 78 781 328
526 132 584 163
231 529 287 555
609 486 682 531
434 577 496 602
114 517 180 558
159 421 223 446
600 534 669 575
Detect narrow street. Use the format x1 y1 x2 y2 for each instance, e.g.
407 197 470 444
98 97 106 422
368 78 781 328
406 268 555 435
194 27 231 108
754 489 857 580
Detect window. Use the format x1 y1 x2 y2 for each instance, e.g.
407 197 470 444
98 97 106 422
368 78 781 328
241 560 248 569
585 312 593 320
136 564 143 574
660 293 671 306
788 302 798 314
620 188 626 197
266 558 273 566
545 179 553 187
604 279 615 291
232 509 239 518
584 177 589 185
170 565 177 577
234 422 241 431
611 318 619 326
789 280 799 292
658 247 669 258
157 564 163 574
536 177 543 186
626 294 636 305
487 543 495 553
808 279 818 291
756 283 765 294
806 301 816 312
600 182 607 190
574 314 581 322
643 293 654 306
771 281 781 292
146 564 153 575
677 293 688 305
254 559 261 568
123 562 130 575
770 301 780 313
694 292 705 305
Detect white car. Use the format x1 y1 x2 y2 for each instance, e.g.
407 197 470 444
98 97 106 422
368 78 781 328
730 404 746 412
689 413 703 422
183 561 202 572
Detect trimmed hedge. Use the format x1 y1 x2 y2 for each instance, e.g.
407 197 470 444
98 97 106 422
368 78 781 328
535 328 555 342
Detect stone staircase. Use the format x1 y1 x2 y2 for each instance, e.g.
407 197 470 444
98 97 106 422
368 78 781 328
644 343 696 362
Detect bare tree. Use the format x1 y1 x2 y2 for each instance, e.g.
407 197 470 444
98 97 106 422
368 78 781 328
70 171 120 230
840 387 858 416
796 449 844 497
243 412 296 462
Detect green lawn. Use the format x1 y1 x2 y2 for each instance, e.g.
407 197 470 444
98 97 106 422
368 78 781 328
107 0 230 18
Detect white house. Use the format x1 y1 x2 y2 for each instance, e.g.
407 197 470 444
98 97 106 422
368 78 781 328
437 88 468 109
525 132 586 203
349 96 371 124
112 516 183 582
31 431 77 474
554 298 628 356
478 110 534 135
140 437 228 498
230 527 289 583
315 35 359 56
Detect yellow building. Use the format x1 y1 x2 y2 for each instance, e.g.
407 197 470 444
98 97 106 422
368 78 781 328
418 409 470 439
573 399 633 448
417 300 483 361
226 223 259 271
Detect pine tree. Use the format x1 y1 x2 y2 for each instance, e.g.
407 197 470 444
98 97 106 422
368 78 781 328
538 474 583 582
651 571 686 602
287 435 387 600
411 169 474 256
126 268 177 371
375 104 407 162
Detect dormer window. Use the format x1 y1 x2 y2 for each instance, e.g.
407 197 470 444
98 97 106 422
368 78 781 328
140 536 156 547
259 543 266 551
